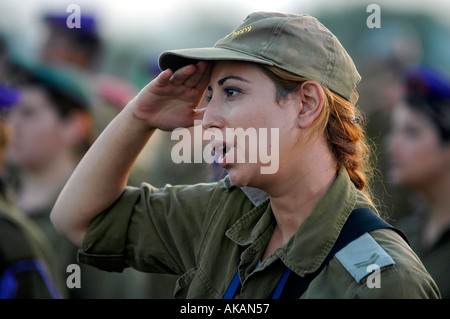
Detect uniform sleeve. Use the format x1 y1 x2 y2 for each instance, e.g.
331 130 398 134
78 181 225 276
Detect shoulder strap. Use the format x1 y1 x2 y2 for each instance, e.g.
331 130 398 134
279 208 408 299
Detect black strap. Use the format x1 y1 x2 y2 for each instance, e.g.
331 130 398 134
279 208 408 299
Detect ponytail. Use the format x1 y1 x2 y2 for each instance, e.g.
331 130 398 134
322 87 372 195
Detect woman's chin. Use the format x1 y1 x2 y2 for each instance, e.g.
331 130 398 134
226 167 250 188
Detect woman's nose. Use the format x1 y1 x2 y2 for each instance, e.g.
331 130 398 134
387 131 400 157
201 98 224 131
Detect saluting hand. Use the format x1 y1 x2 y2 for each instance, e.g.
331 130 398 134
131 61 211 131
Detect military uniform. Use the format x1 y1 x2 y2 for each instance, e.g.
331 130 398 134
78 169 440 298
399 214 450 298
0 182 65 298
26 195 160 299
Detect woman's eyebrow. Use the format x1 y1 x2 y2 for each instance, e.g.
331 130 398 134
218 76 250 86
208 76 250 91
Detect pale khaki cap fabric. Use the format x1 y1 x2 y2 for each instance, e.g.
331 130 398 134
159 12 361 103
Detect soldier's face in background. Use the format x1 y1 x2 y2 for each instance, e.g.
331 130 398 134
388 102 450 190
6 87 67 171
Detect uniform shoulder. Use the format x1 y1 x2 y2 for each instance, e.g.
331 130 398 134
349 229 441 298
334 232 394 284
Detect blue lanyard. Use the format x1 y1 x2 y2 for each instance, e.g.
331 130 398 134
0 259 62 299
223 267 292 299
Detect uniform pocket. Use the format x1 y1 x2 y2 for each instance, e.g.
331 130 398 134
173 266 221 298
173 267 197 298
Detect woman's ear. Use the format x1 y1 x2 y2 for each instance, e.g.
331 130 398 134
297 80 325 128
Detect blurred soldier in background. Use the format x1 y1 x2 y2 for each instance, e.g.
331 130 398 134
41 12 102 71
0 83 65 298
4 63 94 298
5 64 94 220
5 62 169 298
389 66 450 298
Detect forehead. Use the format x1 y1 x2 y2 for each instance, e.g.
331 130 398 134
13 86 55 114
393 103 437 131
210 61 265 81
19 86 49 104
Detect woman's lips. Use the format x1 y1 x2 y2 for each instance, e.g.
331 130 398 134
210 139 232 166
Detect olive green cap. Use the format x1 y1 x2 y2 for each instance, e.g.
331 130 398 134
159 12 361 103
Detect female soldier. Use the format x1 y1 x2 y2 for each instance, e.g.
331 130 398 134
0 84 64 298
389 66 450 298
5 65 94 298
51 12 440 298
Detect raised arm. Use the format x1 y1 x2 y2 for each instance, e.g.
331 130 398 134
50 62 211 247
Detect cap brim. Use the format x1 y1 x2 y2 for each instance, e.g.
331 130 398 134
158 47 273 72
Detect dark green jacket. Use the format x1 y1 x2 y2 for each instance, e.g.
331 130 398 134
0 184 65 298
79 169 440 298
399 213 450 298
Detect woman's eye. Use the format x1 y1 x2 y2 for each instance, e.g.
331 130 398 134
206 87 242 103
224 87 241 98
19 107 38 119
404 125 420 139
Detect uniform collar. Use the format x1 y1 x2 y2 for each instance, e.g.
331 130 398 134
224 175 270 207
225 168 359 276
